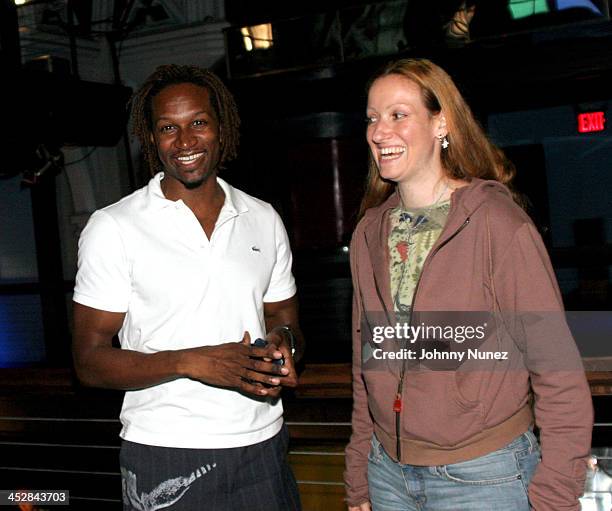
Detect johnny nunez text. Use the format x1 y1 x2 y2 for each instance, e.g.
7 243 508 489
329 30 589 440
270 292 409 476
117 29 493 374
372 348 508 361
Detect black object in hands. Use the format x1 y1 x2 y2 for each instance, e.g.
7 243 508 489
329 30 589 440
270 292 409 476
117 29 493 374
252 338 285 366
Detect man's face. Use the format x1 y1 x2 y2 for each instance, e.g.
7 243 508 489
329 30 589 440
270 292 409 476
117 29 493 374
150 82 221 189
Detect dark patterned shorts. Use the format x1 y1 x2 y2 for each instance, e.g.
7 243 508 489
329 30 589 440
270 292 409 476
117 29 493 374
120 425 301 511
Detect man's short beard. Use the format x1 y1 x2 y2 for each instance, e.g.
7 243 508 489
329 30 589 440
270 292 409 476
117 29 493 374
180 168 216 190
184 178 205 190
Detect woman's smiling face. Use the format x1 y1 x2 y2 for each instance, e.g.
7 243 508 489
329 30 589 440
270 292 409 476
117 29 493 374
366 74 443 185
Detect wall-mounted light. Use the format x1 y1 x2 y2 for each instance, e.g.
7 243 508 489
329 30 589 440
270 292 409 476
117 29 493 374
240 24 273 52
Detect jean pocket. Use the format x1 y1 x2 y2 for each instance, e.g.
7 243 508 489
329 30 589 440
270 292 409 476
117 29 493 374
514 431 541 488
513 430 541 458
438 447 522 485
367 434 383 465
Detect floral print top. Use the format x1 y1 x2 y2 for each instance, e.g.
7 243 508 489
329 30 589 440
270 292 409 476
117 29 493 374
388 200 450 321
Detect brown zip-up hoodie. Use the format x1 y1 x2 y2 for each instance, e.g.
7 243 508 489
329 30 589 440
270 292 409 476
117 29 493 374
344 178 593 510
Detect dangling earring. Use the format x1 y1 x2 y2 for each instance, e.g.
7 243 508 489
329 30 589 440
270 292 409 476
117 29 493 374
438 134 449 150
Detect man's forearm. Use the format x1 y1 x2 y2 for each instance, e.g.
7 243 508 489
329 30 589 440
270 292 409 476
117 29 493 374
74 344 183 390
74 336 288 396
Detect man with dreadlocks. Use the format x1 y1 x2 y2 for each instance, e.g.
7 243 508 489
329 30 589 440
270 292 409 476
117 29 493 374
72 64 303 511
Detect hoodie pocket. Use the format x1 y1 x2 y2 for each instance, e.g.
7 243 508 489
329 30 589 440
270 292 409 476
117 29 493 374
450 371 485 415
401 371 485 446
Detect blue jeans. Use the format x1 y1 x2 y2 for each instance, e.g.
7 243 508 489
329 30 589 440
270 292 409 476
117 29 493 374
367 430 541 511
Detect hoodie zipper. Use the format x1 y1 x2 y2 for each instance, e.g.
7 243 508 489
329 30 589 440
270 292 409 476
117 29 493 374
394 216 470 462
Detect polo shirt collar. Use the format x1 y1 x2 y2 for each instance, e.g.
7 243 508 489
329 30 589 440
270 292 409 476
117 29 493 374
146 172 249 216
217 176 248 216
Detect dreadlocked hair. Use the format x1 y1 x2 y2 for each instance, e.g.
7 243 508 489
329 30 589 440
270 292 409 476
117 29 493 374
130 64 240 176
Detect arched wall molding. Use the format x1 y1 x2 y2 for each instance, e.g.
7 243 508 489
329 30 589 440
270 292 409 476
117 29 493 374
117 20 229 84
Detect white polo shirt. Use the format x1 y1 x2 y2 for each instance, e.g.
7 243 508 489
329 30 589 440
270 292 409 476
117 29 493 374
73 173 296 448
